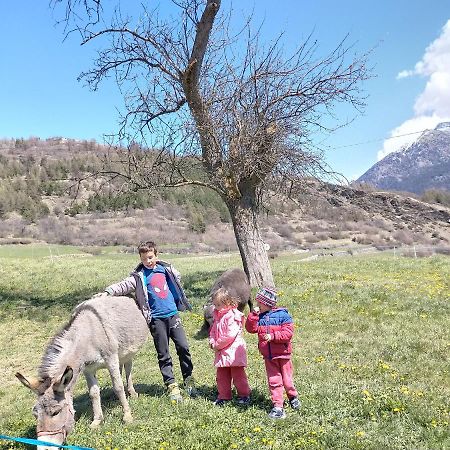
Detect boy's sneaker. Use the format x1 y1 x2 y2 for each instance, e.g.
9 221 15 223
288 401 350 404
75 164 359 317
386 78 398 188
236 396 251 406
183 375 199 398
167 382 183 403
213 398 230 407
289 397 301 409
268 407 286 419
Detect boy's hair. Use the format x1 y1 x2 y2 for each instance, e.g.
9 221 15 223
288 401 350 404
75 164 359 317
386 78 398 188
212 287 239 307
138 241 158 255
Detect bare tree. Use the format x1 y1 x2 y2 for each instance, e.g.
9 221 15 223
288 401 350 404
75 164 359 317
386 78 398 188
51 0 370 287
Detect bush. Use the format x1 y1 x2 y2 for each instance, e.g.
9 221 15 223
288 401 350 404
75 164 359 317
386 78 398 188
187 207 206 233
421 189 450 207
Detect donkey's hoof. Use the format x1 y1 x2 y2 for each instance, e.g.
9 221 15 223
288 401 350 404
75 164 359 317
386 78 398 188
90 419 102 428
128 390 139 398
123 412 133 423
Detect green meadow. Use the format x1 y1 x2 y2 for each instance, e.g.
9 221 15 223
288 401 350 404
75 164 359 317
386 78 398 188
0 245 449 449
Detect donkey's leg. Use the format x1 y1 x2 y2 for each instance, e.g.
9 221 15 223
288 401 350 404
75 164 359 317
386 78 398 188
106 354 133 423
84 371 104 428
124 360 138 398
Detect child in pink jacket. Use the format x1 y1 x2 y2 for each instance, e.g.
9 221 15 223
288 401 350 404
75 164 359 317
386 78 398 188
209 287 251 406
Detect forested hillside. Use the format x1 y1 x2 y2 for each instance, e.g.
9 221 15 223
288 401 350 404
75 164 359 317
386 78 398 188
0 137 229 228
1 137 449 253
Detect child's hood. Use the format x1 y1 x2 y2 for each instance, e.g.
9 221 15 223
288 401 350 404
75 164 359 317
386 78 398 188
214 306 244 322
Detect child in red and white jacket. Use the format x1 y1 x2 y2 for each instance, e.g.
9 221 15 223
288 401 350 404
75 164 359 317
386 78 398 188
246 287 300 419
209 287 251 406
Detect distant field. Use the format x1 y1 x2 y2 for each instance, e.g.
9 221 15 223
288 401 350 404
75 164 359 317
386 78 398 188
0 248 449 450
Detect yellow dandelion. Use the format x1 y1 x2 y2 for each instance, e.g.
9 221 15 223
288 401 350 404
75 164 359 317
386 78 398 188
355 431 365 438
400 386 409 395
244 437 251 444
230 444 238 449
253 426 261 433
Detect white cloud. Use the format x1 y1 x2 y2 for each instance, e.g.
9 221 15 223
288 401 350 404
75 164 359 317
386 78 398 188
380 19 450 159
377 115 446 160
396 70 414 80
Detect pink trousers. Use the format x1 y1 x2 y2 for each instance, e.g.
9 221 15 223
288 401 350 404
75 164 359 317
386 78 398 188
264 358 298 407
216 366 251 400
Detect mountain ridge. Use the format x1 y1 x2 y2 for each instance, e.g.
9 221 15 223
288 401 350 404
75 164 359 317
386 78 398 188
357 122 450 194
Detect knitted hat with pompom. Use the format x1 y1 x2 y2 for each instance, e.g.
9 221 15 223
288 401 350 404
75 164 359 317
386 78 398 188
255 287 278 308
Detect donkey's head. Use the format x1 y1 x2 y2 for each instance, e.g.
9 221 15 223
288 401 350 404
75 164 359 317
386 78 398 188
16 366 75 450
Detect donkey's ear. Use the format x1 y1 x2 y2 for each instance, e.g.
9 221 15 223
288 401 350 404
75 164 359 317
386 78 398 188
53 366 74 394
16 372 41 393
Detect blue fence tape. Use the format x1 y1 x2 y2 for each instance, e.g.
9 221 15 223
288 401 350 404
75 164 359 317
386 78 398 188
0 434 94 449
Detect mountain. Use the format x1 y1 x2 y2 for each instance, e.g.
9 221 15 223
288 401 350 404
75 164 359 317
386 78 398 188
357 122 450 194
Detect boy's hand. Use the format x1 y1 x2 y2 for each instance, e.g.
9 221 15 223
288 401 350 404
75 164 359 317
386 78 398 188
92 292 108 298
263 334 271 341
253 306 260 314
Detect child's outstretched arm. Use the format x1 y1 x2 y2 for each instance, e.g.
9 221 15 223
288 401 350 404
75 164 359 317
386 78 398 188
245 310 259 333
104 276 137 296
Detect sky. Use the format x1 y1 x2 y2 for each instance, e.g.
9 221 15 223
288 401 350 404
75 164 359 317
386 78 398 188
0 1 449 181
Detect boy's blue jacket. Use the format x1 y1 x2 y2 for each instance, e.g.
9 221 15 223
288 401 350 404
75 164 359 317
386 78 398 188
105 260 191 324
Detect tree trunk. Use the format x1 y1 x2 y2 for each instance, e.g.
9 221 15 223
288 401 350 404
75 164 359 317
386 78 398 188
227 195 274 288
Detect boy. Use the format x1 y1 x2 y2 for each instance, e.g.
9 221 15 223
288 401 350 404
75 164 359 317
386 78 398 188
245 287 300 419
100 240 196 402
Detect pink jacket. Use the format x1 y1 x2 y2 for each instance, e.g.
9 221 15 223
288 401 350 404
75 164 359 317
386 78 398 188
209 307 248 367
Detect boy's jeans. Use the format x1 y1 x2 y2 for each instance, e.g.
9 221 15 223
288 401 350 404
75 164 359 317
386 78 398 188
216 366 251 400
264 358 298 407
149 314 193 385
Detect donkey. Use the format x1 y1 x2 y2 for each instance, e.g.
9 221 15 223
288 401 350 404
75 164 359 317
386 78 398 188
202 268 252 332
16 295 149 449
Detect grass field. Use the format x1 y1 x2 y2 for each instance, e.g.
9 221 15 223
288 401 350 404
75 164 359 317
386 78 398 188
0 246 449 450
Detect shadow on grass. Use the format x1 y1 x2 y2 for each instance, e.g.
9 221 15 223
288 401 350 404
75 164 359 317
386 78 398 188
0 287 103 322
73 383 166 422
193 324 209 340
183 384 272 412
0 269 227 323
182 270 223 306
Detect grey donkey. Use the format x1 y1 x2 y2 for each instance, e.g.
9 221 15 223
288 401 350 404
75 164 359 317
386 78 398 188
16 295 149 450
202 268 253 332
